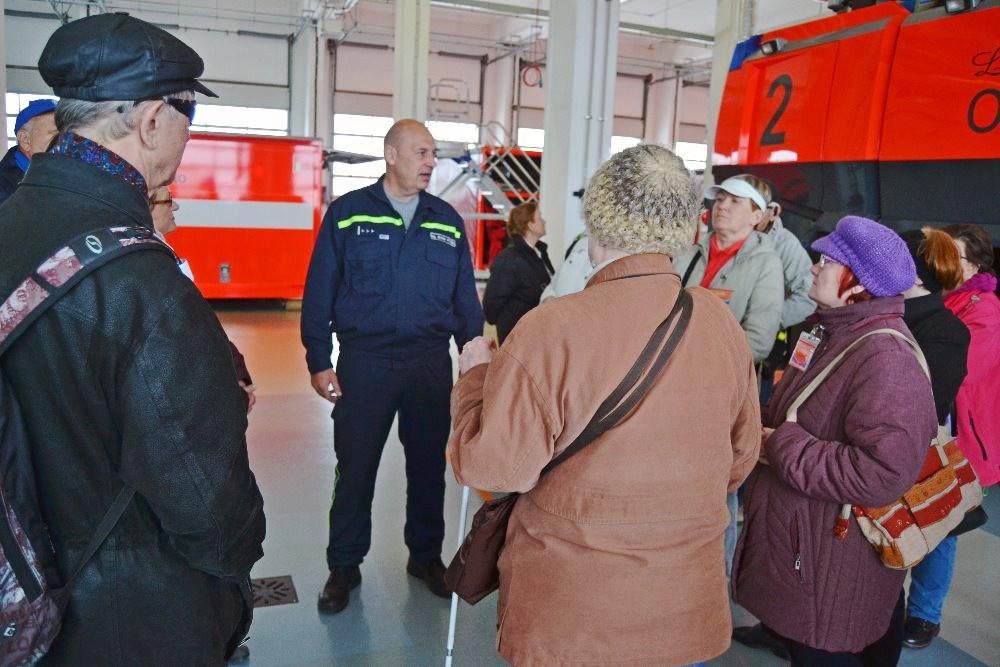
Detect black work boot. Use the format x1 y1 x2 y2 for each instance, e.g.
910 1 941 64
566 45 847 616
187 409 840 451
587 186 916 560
318 566 361 614
406 557 450 599
903 617 940 649
733 623 791 661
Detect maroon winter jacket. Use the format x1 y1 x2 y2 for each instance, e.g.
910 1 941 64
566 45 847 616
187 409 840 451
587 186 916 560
732 297 936 653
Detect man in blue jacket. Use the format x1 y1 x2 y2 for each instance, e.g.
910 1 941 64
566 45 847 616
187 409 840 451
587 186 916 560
302 119 484 614
0 99 58 206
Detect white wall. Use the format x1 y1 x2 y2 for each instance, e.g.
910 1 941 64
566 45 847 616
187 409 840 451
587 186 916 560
3 12 290 109
4 2 720 147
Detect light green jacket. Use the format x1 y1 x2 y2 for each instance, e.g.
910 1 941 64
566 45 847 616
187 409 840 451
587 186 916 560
674 231 784 362
764 218 816 329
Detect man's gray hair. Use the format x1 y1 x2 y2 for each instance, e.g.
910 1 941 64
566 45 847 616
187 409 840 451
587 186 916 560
55 90 195 140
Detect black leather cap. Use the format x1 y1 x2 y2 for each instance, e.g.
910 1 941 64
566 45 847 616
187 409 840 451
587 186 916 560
38 13 217 101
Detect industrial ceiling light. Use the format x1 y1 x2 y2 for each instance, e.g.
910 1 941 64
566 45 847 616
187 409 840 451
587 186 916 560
945 0 980 13
760 38 788 56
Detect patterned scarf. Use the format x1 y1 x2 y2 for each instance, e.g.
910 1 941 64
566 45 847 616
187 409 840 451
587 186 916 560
50 132 147 197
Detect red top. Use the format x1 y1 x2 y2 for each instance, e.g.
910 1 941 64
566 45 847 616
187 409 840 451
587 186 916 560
701 234 747 288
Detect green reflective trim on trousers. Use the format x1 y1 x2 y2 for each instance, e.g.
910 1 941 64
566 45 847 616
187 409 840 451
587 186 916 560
420 222 462 239
337 214 403 229
330 465 341 505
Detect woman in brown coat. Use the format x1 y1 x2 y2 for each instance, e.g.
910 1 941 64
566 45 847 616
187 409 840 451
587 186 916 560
448 145 762 666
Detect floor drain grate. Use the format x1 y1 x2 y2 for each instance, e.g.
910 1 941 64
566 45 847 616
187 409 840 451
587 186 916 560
251 576 299 608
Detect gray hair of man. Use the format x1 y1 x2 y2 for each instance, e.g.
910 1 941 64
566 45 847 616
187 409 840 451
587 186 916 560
55 90 195 142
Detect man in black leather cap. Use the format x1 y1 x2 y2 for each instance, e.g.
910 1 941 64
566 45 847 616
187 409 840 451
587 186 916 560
0 14 264 665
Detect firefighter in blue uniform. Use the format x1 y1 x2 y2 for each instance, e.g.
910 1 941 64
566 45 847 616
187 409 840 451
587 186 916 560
302 119 484 614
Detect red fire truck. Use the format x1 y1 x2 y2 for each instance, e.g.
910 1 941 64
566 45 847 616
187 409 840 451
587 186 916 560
713 1 999 247
167 133 325 299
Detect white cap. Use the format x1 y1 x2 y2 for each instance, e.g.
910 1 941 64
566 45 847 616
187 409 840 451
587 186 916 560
704 177 768 211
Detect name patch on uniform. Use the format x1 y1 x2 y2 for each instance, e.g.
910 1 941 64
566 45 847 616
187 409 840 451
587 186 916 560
430 232 457 248
379 234 390 240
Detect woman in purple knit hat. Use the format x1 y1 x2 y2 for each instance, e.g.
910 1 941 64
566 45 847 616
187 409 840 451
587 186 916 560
731 215 937 666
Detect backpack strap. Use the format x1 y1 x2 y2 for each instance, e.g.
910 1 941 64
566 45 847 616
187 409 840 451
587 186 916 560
785 328 929 423
0 226 173 357
0 225 171 603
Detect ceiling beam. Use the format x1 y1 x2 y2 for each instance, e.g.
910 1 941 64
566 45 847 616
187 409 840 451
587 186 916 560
430 0 714 45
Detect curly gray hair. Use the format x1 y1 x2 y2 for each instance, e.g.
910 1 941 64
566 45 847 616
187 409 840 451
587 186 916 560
583 144 698 256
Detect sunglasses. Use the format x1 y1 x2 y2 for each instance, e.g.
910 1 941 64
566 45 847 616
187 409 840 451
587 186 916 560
118 98 197 125
164 98 197 124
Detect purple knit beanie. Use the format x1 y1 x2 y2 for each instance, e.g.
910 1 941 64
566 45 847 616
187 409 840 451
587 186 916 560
811 216 916 297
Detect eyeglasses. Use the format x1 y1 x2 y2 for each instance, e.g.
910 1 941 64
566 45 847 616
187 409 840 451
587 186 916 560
149 193 174 208
818 254 835 269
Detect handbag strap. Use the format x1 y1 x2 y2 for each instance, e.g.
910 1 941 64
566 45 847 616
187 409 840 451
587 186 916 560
538 288 694 478
680 249 702 287
785 328 929 423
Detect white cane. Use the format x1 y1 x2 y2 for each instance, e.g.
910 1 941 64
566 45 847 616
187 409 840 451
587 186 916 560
445 485 472 667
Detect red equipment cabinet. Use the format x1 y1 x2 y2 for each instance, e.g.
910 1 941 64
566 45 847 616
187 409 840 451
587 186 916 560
713 2 1000 243
167 133 325 299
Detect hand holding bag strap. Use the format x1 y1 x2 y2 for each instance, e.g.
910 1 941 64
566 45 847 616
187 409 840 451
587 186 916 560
538 289 694 478
785 328 928 424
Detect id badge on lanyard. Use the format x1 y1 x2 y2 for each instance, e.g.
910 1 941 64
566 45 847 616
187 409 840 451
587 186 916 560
789 329 823 372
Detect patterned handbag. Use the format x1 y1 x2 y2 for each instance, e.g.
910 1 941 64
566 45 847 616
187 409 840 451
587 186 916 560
785 328 984 570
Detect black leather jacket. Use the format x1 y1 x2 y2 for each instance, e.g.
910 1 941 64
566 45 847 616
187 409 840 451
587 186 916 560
0 153 266 665
482 236 554 344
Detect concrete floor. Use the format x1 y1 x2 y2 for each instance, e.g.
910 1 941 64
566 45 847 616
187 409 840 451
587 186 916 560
221 309 999 667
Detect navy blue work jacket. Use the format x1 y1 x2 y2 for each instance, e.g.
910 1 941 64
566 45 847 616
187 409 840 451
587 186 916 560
301 177 484 373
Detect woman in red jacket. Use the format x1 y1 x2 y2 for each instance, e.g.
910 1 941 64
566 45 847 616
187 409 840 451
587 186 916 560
942 223 1000 488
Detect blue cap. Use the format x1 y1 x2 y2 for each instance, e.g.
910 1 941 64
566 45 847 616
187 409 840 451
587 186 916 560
14 99 57 135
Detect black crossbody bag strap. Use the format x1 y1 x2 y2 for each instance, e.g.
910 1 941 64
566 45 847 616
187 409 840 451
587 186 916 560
680 249 702 287
538 288 694 478
0 226 172 601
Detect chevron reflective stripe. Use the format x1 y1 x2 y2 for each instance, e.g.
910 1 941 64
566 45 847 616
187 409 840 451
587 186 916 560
420 222 462 239
337 215 403 229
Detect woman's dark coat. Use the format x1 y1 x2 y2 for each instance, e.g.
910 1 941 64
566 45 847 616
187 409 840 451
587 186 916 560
483 236 554 344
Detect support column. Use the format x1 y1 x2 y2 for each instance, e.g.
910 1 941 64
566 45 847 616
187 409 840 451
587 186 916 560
393 0 430 122
480 54 515 143
644 73 681 148
314 32 333 148
289 25 318 136
705 0 752 184
539 0 619 263
1 0 8 112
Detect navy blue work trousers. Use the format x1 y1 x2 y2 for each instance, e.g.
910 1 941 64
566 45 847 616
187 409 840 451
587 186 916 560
326 351 452 568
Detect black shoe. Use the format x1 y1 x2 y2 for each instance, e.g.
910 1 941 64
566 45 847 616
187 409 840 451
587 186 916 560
903 617 940 649
733 623 790 661
228 645 250 663
406 557 450 599
318 566 361 614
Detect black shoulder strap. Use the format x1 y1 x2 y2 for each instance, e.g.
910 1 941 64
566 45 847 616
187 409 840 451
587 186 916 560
539 288 694 478
680 249 702 287
564 232 585 260
0 225 169 600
